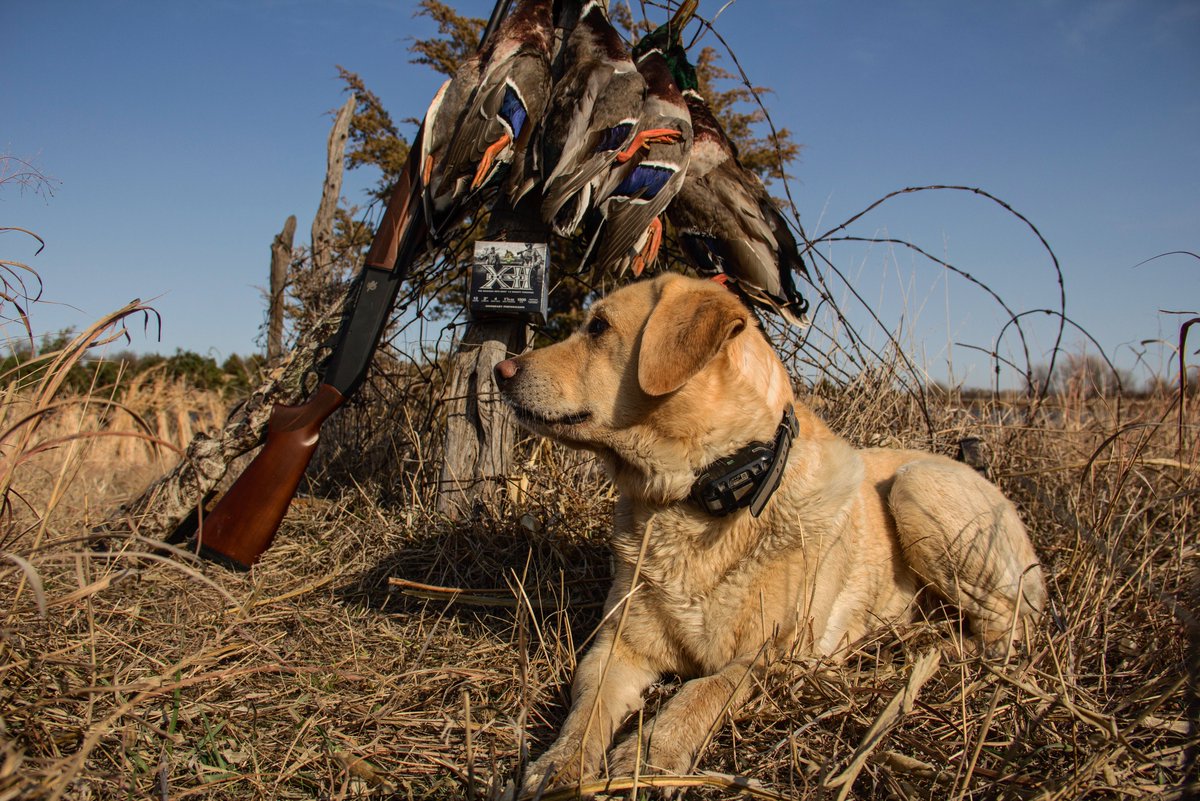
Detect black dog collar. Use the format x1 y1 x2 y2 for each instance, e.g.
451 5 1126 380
690 407 799 518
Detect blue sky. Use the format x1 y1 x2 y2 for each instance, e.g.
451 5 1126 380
4 1 1198 388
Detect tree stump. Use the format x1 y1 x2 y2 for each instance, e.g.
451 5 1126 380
436 196 545 520
436 318 528 520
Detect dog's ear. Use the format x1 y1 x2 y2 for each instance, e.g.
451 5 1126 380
638 280 749 396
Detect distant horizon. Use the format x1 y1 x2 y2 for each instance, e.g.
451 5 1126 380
7 294 1190 396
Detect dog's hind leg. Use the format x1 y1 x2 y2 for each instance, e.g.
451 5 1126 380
888 459 1046 655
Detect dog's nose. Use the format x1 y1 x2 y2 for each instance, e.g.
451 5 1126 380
494 358 520 386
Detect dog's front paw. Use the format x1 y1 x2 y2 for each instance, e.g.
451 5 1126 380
607 735 646 778
609 743 686 796
608 734 690 785
519 751 580 798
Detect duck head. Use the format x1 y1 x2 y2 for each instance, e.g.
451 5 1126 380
631 0 697 63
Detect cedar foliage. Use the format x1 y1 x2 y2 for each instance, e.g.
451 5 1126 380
408 0 485 78
336 66 411 202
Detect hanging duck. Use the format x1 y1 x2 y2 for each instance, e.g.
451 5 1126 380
662 40 812 325
538 0 647 237
578 0 696 277
420 0 553 233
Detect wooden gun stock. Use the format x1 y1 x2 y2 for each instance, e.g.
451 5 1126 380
195 384 343 568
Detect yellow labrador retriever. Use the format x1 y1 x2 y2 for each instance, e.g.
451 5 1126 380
495 273 1044 793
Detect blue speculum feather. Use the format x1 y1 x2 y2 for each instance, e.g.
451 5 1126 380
612 163 674 200
595 122 634 152
500 83 528 139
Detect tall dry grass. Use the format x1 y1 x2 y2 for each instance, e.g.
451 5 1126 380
0 304 1195 800
1 157 1196 796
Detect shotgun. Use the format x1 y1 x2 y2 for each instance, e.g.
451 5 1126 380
190 142 428 569
186 0 517 569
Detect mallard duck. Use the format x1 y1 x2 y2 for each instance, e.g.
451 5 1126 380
582 0 696 276
663 41 812 325
538 0 648 237
421 0 553 232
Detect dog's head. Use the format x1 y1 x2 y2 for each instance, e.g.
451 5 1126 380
496 274 795 503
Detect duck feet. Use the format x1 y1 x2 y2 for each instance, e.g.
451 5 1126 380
615 128 684 163
631 217 664 276
471 132 513 190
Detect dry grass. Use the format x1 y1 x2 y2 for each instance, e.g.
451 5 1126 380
0 310 1196 801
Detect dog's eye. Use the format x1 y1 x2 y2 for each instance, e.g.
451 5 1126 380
586 316 610 338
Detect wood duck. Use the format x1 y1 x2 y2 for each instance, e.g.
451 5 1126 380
663 41 812 325
420 0 553 233
581 0 696 276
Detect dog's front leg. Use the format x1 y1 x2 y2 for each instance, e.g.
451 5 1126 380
521 628 657 794
608 652 764 782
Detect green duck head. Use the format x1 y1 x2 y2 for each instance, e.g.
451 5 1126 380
664 42 699 93
631 0 697 61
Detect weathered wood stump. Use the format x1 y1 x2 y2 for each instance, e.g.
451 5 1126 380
435 196 545 520
436 317 528 520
